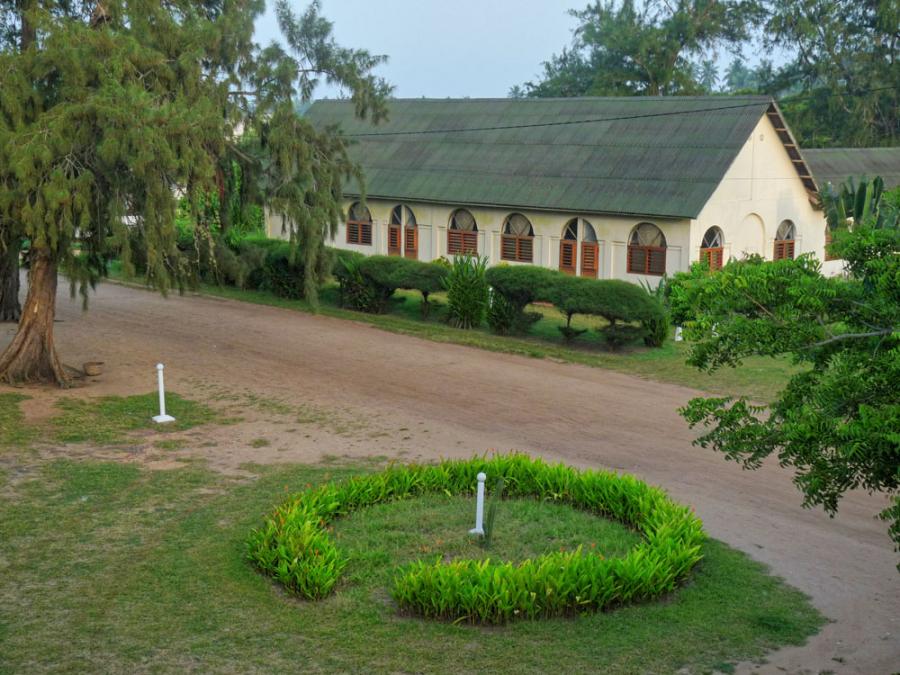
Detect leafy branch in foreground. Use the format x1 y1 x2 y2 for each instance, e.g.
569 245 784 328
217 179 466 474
669 183 900 557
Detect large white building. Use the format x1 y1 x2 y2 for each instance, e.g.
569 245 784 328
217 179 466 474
269 97 895 282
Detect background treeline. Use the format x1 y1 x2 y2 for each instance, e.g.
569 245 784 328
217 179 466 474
510 1 898 148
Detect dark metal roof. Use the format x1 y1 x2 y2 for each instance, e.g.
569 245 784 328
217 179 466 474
803 147 900 190
306 97 775 219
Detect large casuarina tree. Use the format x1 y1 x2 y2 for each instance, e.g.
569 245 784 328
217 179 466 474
0 1 390 385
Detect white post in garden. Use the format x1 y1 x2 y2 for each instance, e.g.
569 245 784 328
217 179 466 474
152 363 176 424
469 472 486 536
674 326 683 342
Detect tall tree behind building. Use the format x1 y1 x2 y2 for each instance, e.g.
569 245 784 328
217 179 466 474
517 1 898 147
515 1 760 97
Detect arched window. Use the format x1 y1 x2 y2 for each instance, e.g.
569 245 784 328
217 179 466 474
560 218 600 277
346 202 372 246
774 220 795 260
448 208 478 255
501 213 534 263
627 222 666 275
389 205 418 258
700 226 724 270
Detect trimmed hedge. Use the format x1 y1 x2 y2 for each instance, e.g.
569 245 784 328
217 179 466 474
485 265 558 312
247 454 705 623
486 265 667 346
334 254 449 315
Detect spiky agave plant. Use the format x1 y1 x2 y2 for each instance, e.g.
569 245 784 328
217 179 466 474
442 254 489 329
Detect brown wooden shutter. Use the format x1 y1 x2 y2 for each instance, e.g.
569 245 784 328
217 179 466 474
628 245 665 275
700 247 724 270
502 235 533 262
774 240 794 261
449 230 477 255
647 247 666 275
346 221 359 245
627 246 645 274
447 230 461 255
404 227 418 259
516 237 532 262
559 240 576 274
581 241 598 277
361 222 372 246
388 225 402 255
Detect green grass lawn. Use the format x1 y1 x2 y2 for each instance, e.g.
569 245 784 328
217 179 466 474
51 392 217 444
0 458 824 674
0 393 37 449
107 267 796 402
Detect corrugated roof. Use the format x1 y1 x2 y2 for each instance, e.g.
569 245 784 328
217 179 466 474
803 147 900 190
306 97 773 219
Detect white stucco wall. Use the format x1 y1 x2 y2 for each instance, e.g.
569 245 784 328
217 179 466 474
270 201 691 285
694 114 832 268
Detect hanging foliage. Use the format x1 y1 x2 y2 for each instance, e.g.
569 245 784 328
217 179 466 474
0 1 391 384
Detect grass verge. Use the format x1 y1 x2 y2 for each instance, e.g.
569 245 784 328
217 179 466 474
51 392 216 444
0 459 825 673
0 393 36 449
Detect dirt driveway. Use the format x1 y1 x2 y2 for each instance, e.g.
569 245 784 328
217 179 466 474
2 280 897 674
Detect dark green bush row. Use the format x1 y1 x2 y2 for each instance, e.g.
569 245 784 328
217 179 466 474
485 265 667 347
247 454 705 622
334 254 450 315
127 227 329 300
206 235 329 299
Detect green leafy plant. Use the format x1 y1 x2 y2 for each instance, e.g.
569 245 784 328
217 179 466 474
334 253 382 313
639 277 670 347
598 323 646 350
670 184 900 554
443 254 489 329
248 454 705 622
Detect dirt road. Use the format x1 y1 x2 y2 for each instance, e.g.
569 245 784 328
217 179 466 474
2 280 897 674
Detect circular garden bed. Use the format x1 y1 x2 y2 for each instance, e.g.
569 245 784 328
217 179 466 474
247 454 705 623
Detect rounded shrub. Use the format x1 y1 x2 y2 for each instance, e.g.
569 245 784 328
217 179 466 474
248 454 705 623
485 265 558 312
358 256 449 317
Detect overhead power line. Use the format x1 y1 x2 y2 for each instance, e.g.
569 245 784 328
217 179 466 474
342 85 898 139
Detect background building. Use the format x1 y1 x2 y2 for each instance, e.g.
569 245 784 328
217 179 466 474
268 97 894 282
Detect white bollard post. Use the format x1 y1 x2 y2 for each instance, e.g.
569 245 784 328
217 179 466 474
469 472 486 536
152 363 176 424
674 326 683 342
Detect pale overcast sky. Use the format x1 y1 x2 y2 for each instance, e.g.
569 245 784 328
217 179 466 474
253 0 581 99
253 1 775 100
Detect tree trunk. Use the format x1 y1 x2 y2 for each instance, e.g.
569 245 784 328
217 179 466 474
0 237 20 322
0 248 69 386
